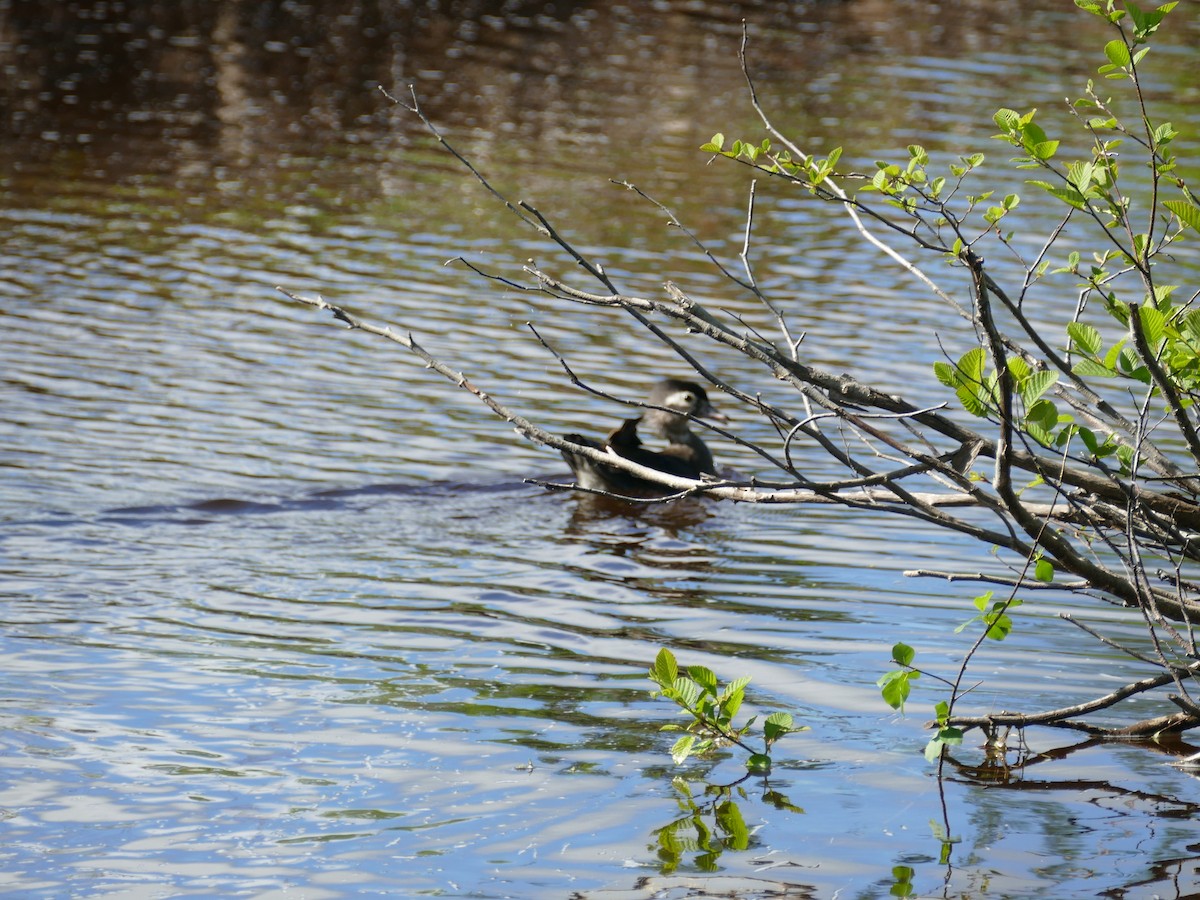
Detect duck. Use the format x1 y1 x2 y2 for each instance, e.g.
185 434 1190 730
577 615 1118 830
561 378 727 496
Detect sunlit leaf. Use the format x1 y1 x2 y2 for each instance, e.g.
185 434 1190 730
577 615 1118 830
1073 357 1116 378
746 753 772 774
651 647 678 685
1067 322 1103 356
1026 398 1059 431
1020 369 1059 405
1035 558 1055 583
670 734 697 765
1104 38 1131 67
1165 199 1200 231
934 361 961 388
1139 304 1166 349
688 665 718 694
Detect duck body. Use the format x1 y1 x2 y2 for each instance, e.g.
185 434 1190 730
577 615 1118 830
561 379 725 497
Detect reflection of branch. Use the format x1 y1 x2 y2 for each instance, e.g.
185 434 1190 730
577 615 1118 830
943 735 1200 805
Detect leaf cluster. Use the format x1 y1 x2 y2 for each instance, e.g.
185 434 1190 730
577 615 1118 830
649 648 803 773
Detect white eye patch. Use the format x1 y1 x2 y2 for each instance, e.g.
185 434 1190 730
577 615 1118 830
665 391 696 411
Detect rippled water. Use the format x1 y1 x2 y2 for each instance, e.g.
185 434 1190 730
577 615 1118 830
5 2 1200 897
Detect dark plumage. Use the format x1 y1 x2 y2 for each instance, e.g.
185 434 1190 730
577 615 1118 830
561 379 727 496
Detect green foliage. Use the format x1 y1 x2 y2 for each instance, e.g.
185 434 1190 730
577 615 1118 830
935 348 1069 447
993 107 1060 166
878 642 920 714
881 590 1021 763
925 700 965 763
702 131 843 192
955 591 1023 641
648 648 805 772
702 0 1197 764
1165 199 1200 231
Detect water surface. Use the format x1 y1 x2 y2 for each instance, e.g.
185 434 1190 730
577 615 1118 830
4 2 1200 897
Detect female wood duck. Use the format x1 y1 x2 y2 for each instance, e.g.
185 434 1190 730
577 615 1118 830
561 378 727 496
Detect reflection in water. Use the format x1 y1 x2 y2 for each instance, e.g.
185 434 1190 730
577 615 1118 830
564 492 717 535
4 1 1200 897
649 773 805 877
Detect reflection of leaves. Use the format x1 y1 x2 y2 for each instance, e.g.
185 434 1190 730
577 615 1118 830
890 864 916 897
652 777 805 875
714 800 749 850
654 816 695 874
762 788 805 814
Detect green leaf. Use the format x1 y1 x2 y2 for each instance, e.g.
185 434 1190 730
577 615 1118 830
1165 199 1200 231
1079 427 1100 455
764 712 794 743
993 107 1021 133
957 347 986 383
1073 357 1117 378
670 734 697 765
1035 558 1055 583
722 689 744 720
879 670 917 712
1032 180 1089 209
765 711 793 728
1020 369 1058 405
933 700 950 724
1030 140 1060 161
1026 398 1059 431
934 361 961 388
984 612 1013 640
1104 39 1131 68
939 726 964 747
1152 284 1177 309
1067 322 1103 356
1139 305 1166 349
688 665 718 694
956 383 992 417
746 753 772 774
671 677 701 708
892 642 915 667
924 736 947 763
651 647 678 686
924 726 965 762
719 675 750 702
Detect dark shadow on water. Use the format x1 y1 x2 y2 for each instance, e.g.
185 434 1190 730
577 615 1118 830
88 474 717 530
94 478 540 527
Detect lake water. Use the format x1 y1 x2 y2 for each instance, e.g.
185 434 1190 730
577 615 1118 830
4 1 1200 897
